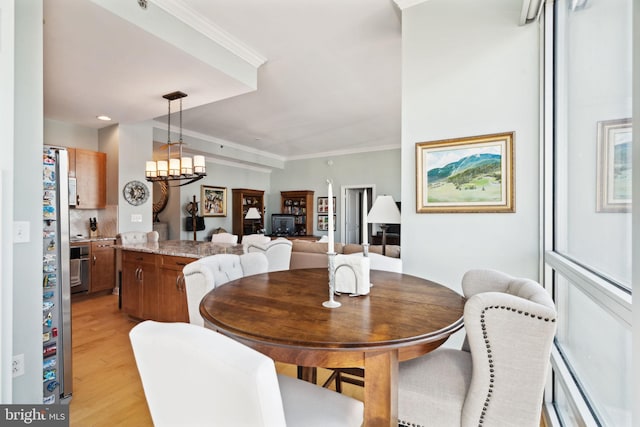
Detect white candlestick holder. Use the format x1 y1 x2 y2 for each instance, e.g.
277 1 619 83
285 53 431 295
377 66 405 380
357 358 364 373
361 243 374 288
323 252 341 308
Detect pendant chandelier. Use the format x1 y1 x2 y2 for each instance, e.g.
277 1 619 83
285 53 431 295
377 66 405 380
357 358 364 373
145 91 206 187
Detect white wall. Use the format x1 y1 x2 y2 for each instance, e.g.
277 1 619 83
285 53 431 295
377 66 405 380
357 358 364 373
157 149 400 242
400 0 540 298
12 0 43 403
117 122 154 233
44 118 99 151
167 161 272 241
269 149 400 238
0 0 15 403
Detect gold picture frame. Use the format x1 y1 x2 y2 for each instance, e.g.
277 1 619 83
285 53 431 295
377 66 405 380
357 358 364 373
201 185 227 217
416 132 515 213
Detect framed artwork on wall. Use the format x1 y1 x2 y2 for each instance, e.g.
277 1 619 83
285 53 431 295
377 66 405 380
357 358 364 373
416 132 515 213
201 185 227 217
596 118 631 213
317 197 336 213
317 215 336 231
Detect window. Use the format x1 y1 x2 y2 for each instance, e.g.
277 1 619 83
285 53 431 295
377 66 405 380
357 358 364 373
545 0 632 425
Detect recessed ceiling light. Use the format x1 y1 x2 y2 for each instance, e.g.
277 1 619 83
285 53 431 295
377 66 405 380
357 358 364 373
96 115 112 121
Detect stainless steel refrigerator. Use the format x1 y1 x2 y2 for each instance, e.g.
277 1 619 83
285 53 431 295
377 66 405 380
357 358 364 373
42 146 73 404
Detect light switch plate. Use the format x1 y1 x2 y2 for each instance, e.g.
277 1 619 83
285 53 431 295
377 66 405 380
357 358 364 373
13 221 30 243
131 214 142 223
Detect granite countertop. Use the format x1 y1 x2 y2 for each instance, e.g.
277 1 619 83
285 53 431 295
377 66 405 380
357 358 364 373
113 240 244 258
70 236 116 244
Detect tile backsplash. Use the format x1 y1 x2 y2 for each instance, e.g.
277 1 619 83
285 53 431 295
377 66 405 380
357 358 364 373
69 205 118 238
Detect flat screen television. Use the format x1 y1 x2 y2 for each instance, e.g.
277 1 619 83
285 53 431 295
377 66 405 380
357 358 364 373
271 214 296 236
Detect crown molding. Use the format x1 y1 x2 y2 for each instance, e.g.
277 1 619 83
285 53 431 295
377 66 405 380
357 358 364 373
151 0 267 68
152 121 400 166
202 156 274 174
286 143 401 162
393 0 430 10
181 127 286 163
152 120 286 173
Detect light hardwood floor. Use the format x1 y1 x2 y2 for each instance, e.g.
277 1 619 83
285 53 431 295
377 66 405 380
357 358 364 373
69 293 363 426
70 293 543 427
70 293 152 426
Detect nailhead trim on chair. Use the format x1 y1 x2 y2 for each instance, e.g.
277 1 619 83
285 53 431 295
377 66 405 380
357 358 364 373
398 420 425 427
476 305 556 427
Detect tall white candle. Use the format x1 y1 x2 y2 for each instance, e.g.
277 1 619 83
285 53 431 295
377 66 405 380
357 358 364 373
327 180 334 253
362 189 368 245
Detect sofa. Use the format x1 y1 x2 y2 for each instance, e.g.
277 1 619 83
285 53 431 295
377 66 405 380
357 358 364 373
289 239 400 270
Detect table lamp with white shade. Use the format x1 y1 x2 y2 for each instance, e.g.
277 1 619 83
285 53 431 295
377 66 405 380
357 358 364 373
245 207 262 233
367 195 401 256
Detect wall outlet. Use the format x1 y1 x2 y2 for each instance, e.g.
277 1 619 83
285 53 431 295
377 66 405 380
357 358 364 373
12 354 25 377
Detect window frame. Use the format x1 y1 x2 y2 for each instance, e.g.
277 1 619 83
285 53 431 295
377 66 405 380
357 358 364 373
541 0 633 425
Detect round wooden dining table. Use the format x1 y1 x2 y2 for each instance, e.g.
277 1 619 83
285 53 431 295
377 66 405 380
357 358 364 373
200 268 465 427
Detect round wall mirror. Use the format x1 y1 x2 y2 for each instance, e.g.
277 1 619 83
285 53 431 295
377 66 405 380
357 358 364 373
152 181 169 220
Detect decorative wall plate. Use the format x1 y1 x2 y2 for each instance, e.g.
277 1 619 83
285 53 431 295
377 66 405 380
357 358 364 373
123 180 149 206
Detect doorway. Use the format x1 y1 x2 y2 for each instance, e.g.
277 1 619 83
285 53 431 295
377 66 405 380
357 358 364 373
340 185 374 245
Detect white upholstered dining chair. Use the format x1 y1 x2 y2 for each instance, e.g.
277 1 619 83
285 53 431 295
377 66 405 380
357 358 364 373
116 230 159 245
241 233 271 247
209 232 238 244
182 253 268 326
246 238 293 272
130 320 364 427
398 269 557 427
343 251 402 273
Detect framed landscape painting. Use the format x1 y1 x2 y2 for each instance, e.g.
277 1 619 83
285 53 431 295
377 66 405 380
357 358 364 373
416 132 515 213
201 185 227 217
596 118 632 212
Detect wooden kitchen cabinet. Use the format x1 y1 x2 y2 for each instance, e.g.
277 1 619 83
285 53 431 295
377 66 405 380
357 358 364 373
90 240 115 293
74 148 106 209
121 251 159 320
158 255 192 322
121 251 193 322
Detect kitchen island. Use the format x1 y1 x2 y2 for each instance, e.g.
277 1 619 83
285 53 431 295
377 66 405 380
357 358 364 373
113 239 244 258
115 240 244 322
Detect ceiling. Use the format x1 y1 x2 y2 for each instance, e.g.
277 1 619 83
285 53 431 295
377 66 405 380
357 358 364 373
43 0 402 161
